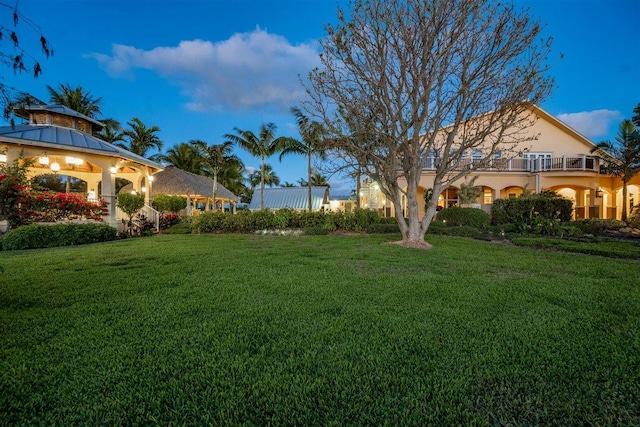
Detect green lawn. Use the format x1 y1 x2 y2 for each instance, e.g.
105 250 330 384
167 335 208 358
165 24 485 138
1 234 638 425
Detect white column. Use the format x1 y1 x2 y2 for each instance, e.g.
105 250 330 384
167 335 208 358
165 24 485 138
100 167 117 227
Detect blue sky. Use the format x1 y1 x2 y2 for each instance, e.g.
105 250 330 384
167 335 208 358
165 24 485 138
3 0 639 195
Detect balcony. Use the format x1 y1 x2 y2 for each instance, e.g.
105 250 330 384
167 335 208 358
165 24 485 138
423 156 598 173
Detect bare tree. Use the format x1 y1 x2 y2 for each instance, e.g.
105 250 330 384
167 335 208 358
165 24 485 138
1 2 52 122
306 0 554 249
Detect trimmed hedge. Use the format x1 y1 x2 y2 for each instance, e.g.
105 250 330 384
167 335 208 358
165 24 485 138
572 218 626 235
434 207 490 228
366 223 401 234
491 191 573 225
2 223 117 250
191 208 382 234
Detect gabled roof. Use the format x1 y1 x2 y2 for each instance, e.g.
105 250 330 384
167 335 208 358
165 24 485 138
0 124 162 169
16 104 105 129
248 186 329 210
122 166 239 202
530 105 598 150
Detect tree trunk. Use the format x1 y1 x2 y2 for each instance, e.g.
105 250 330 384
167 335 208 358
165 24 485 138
622 181 628 222
260 157 265 210
395 178 433 250
355 169 361 209
212 172 218 212
307 154 312 212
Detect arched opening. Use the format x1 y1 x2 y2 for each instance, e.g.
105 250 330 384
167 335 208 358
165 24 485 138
31 173 87 194
500 186 525 199
438 187 459 209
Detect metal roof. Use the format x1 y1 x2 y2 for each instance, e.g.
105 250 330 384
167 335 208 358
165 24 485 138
0 124 162 169
248 186 329 211
16 104 105 129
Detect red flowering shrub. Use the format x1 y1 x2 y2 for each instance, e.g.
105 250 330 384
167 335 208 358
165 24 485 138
159 212 181 230
20 192 107 224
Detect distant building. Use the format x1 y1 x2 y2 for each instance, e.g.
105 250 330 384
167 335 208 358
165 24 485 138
248 186 329 211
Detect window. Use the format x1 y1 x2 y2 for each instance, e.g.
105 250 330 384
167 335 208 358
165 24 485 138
523 152 552 170
483 189 492 204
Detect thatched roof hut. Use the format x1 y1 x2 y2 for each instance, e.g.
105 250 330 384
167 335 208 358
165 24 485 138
121 166 239 213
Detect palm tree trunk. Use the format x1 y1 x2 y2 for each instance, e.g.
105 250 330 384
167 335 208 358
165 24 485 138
307 153 312 212
260 156 265 210
212 172 218 212
622 181 628 222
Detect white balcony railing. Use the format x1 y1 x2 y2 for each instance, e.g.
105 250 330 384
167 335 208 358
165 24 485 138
423 156 597 172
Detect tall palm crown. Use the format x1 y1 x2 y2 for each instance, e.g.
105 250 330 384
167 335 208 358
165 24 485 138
154 142 203 174
47 83 102 118
280 107 327 211
191 140 244 206
118 117 163 158
225 122 290 210
95 118 123 143
591 119 640 221
249 164 280 189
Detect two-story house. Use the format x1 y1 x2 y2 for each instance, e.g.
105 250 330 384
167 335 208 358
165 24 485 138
359 105 638 221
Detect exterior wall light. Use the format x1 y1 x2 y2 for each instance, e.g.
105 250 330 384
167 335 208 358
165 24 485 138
0 154 6 163
595 189 603 198
39 156 50 165
110 166 118 174
50 162 61 173
141 187 147 193
148 175 154 182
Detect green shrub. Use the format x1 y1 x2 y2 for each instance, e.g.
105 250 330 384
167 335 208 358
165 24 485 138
304 226 328 235
191 212 226 233
298 211 325 228
366 223 400 234
152 194 187 214
491 191 573 226
434 207 490 228
377 217 398 224
274 208 300 228
573 218 626 235
427 222 480 238
353 208 380 229
2 223 117 250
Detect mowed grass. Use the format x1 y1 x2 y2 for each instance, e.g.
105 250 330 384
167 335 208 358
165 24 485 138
0 234 638 426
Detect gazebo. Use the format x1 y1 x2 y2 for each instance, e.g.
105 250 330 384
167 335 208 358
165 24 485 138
121 166 240 214
0 104 163 227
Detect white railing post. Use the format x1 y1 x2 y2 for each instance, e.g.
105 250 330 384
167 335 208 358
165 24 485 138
582 155 586 171
562 156 566 170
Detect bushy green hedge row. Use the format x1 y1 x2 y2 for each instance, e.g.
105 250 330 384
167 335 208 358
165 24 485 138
572 218 626 235
491 191 573 225
2 223 117 250
433 207 490 228
191 208 381 234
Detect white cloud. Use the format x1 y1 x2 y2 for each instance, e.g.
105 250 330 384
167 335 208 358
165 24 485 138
89 28 320 113
557 109 623 139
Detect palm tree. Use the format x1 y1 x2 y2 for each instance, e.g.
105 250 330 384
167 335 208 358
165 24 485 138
297 172 330 187
249 164 280 189
591 119 640 221
225 123 290 210
191 140 243 208
95 118 124 144
280 107 327 211
154 142 203 174
117 117 163 158
281 182 296 187
47 83 102 118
